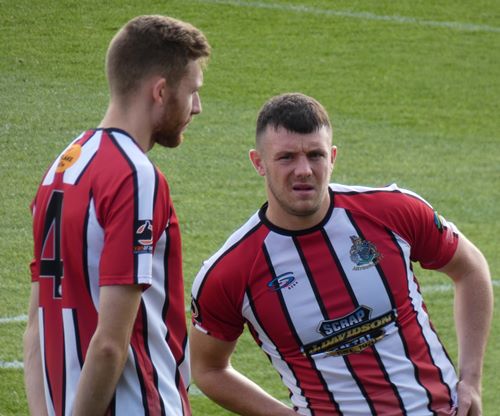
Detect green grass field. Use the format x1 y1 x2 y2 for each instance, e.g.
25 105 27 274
1 0 499 414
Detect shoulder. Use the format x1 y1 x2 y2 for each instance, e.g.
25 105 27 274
201 212 264 270
331 182 432 211
192 212 265 291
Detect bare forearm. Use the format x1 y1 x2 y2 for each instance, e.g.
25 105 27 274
454 269 493 386
23 326 48 416
72 338 129 416
195 366 295 416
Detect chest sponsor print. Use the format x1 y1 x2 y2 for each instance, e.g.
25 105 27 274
302 306 397 357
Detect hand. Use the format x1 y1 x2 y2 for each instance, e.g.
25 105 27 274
456 379 482 416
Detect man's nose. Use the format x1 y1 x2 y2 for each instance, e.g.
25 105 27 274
295 156 312 177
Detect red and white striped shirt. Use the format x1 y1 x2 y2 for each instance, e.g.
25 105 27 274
31 129 190 416
192 183 459 416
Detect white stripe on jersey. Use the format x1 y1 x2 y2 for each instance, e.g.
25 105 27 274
63 130 102 185
86 198 103 309
63 308 81 416
395 231 459 400
324 209 437 414
42 133 85 186
263 232 324 345
263 231 371 415
144 230 184 414
330 183 434 208
112 131 155 284
115 347 144 415
115 230 187 415
192 212 261 298
243 292 312 416
38 308 56 416
325 208 393 316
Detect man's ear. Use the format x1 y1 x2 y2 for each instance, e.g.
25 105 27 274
249 149 265 176
331 145 338 167
152 77 167 105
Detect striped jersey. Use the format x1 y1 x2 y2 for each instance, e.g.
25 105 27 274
30 129 190 416
192 183 459 416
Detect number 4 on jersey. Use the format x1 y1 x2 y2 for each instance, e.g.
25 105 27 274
40 190 64 298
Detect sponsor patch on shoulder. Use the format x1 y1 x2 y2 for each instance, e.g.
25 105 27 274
433 210 449 232
56 144 82 173
134 220 153 254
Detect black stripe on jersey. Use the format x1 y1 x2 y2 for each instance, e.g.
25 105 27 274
195 221 263 299
109 395 117 416
344 210 397 310
107 132 140 284
262 244 342 415
388 229 454 410
345 210 406 414
41 309 56 413
244 287 307 406
387 228 434 413
261 244 314 413
173 336 188 416
82 193 92 299
62 331 67 416
292 236 329 320
343 356 377 415
72 132 99 185
317 229 376 413
139 300 166 416
131 344 150 415
319 229 358 306
332 187 432 208
71 309 84 368
162 221 171 327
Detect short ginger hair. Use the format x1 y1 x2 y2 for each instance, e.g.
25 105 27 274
105 15 211 97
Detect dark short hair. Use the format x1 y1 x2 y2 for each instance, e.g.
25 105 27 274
256 93 331 141
106 15 211 97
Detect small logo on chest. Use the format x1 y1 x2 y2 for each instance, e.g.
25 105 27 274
349 235 381 270
267 272 298 291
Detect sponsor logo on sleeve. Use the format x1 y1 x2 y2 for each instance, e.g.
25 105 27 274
134 220 153 254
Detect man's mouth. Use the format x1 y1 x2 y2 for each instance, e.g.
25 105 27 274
292 183 314 192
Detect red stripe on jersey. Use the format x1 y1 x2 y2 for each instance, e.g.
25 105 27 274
345 351 404 414
350 210 453 412
40 295 65 415
295 231 403 413
249 244 342 414
131 303 162 415
295 230 356 316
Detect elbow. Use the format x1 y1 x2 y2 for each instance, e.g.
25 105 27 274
90 336 130 366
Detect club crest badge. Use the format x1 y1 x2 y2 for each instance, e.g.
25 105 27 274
349 236 381 270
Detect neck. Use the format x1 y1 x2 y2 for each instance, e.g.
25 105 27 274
265 192 331 231
99 100 153 152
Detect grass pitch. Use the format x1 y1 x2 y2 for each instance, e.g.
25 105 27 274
1 0 499 414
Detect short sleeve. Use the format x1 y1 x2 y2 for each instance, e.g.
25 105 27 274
191 261 246 342
383 190 459 270
92 145 157 287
